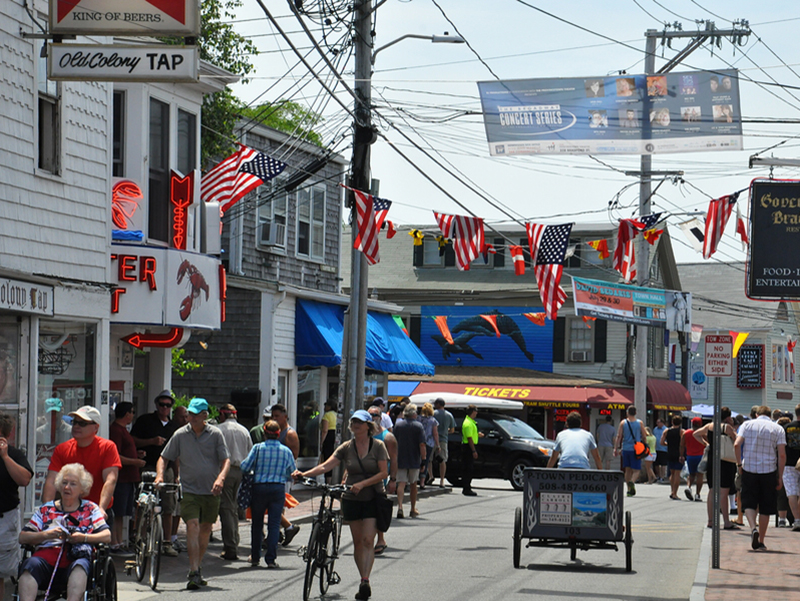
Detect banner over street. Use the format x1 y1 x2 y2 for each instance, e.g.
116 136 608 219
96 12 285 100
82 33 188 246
478 69 742 156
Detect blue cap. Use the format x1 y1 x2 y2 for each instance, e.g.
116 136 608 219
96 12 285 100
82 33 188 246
350 409 372 423
187 398 209 414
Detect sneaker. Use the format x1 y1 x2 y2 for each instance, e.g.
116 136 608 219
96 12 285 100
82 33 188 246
265 562 279 569
355 580 371 600
778 518 787 528
792 523 800 532
684 488 693 501
162 543 179 557
282 525 301 547
629 483 636 496
172 539 184 553
197 568 208 586
187 571 202 590
751 528 760 550
695 494 702 502
462 490 477 497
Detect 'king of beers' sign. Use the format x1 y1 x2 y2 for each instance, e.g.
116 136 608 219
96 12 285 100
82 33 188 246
747 179 800 299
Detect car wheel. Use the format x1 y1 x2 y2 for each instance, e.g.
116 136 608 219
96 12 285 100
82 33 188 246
509 458 532 491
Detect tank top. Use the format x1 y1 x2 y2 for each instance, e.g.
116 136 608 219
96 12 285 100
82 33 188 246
279 425 295 446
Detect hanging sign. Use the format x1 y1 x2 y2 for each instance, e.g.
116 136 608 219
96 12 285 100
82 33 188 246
49 0 200 36
48 44 199 83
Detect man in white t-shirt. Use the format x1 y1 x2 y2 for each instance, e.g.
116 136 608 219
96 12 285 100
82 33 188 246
548 412 602 470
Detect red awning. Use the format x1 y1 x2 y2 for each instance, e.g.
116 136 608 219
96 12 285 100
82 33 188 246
411 382 632 410
646 378 692 411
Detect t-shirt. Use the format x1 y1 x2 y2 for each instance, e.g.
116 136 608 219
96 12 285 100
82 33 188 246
554 428 597 469
48 437 122 506
684 429 705 456
462 415 479 445
393 418 426 469
130 412 179 469
23 499 108 567
160 423 229 495
109 421 140 483
418 416 438 447
322 411 337 432
0 445 33 512
250 423 266 444
784 420 800 466
653 425 668 451
333 438 388 502
595 422 616 448
646 434 657 454
434 409 455 441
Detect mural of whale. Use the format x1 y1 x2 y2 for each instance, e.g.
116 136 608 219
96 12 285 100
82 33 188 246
431 331 484 360
449 310 534 362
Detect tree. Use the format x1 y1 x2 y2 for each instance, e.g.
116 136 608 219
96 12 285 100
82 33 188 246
239 101 325 147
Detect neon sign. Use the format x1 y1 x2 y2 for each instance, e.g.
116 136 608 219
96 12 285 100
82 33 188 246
170 171 194 250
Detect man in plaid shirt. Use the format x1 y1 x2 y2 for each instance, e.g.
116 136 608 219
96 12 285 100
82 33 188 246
734 405 786 551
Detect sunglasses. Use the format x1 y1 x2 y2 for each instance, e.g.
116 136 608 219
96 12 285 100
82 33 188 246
157 402 173 408
72 419 94 427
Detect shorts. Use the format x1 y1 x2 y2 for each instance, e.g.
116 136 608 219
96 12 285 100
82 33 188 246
396 468 420 484
20 555 91 590
741 470 778 515
668 461 684 473
340 498 377 522
621 450 641 471
654 452 669 466
0 508 19 578
686 455 703 475
706 460 736 490
110 481 135 517
181 493 221 524
437 440 449 462
783 467 800 497
644 451 656 462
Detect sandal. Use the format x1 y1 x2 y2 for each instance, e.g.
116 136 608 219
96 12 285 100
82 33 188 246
723 524 741 530
374 544 387 555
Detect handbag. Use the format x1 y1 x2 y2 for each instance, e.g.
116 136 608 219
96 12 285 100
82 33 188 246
627 421 650 460
720 428 737 463
238 470 254 511
353 439 393 533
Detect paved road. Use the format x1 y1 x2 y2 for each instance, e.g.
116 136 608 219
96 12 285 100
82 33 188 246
117 479 712 601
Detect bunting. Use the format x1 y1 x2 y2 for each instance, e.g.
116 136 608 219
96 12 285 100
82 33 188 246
643 228 663 245
582 316 597 328
703 193 738 259
613 218 644 283
729 330 749 358
434 212 485 271
586 239 609 260
736 203 749 249
384 220 397 239
527 222 573 320
479 314 501 337
679 218 705 254
433 315 454 345
523 312 546 326
509 245 525 275
350 187 391 265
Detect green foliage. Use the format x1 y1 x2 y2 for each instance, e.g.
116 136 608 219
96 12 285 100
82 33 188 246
239 101 325 147
202 89 244 168
171 348 203 377
172 393 219 421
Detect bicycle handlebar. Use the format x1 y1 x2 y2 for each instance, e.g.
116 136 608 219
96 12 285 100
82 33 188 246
299 477 350 495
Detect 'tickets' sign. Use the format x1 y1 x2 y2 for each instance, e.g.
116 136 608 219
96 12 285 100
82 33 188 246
50 0 200 36
747 179 800 299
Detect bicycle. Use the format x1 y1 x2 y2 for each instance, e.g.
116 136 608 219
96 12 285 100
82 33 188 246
297 478 349 601
124 471 181 591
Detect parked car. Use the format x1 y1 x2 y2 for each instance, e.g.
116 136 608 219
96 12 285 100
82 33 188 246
434 409 555 491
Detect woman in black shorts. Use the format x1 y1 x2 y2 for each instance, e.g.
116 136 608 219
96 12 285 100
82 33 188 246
294 409 388 601
693 407 740 529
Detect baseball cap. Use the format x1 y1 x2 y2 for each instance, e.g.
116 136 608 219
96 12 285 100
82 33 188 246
691 416 703 425
68 405 102 424
45 398 63 413
187 398 209 414
350 409 372 423
262 407 271 419
371 398 385 407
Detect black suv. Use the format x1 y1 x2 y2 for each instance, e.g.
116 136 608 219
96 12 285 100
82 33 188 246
436 410 555 490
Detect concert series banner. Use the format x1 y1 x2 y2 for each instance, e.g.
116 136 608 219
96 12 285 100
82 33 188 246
478 69 742 156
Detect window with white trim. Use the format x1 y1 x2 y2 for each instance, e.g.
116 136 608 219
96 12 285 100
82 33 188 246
112 91 125 177
568 319 593 362
37 43 60 174
297 185 325 260
257 182 287 249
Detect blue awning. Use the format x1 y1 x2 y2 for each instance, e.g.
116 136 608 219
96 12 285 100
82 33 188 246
295 299 434 376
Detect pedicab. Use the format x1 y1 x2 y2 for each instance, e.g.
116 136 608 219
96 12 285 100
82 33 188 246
513 467 633 572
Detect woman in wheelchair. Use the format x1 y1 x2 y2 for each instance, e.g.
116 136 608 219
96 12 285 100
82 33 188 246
17 463 111 601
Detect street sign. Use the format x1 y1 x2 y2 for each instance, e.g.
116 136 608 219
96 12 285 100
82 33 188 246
704 335 733 377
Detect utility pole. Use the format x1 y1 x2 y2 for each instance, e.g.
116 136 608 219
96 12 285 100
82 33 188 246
341 0 374 437
634 21 750 570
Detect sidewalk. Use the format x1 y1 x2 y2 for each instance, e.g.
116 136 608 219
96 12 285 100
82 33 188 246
702 520 800 600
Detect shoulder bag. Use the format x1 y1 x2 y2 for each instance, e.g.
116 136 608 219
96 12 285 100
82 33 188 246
238 445 258 510
354 438 393 533
720 426 737 463
627 420 650 460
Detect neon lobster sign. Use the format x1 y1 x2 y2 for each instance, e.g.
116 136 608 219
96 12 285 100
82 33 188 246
170 170 194 250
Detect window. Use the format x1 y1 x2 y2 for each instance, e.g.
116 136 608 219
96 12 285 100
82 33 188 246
492 237 506 268
554 317 607 363
37 43 60 174
177 109 197 176
297 185 325 260
568 319 593 362
647 328 665 370
257 183 287 248
112 92 125 177
567 237 582 268
148 98 170 242
413 237 455 267
772 341 794 385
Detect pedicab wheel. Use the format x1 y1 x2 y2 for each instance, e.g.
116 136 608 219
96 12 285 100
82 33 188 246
513 507 522 569
570 543 577 561
624 510 633 572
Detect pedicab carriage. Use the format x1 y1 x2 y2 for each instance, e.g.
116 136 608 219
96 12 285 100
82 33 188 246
513 467 633 572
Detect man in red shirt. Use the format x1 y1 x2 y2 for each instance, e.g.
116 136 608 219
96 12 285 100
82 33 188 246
41 405 122 519
680 417 706 502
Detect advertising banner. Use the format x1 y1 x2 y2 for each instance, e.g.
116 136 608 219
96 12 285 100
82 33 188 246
747 179 800 299
48 44 199 83
50 0 200 36
478 69 742 156
572 276 692 331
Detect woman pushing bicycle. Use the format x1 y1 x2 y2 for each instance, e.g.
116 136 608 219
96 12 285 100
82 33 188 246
293 409 388 601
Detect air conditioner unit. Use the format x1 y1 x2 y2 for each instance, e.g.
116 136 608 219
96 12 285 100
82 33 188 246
570 350 592 363
260 221 285 247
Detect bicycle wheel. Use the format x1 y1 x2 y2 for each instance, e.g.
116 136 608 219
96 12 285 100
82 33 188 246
134 510 149 583
303 522 321 601
148 513 163 590
318 520 335 595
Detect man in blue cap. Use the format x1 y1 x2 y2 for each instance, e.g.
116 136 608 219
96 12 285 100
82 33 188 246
156 399 230 590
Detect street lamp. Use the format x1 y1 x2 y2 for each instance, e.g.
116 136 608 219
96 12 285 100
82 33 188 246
371 33 465 64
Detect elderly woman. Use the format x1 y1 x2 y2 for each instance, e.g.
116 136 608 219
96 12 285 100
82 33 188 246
18 463 110 601
294 410 388 601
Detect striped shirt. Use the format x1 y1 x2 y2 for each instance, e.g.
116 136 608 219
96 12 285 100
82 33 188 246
738 416 786 474
240 439 296 484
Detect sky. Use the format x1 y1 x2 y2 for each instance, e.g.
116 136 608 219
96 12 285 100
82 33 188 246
226 0 800 265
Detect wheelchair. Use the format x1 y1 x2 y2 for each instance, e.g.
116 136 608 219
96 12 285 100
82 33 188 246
11 543 117 601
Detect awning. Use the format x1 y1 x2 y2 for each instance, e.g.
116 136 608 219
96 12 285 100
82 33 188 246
295 299 435 376
411 382 632 410
647 378 692 411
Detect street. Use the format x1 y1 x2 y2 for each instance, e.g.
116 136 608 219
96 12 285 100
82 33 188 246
118 479 712 601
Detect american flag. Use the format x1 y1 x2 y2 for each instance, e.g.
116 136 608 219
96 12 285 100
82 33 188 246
526 222 573 320
612 218 644 283
352 188 391 265
201 145 286 213
433 212 485 271
703 194 738 259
